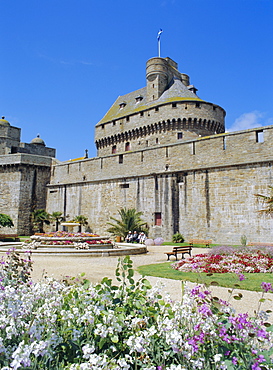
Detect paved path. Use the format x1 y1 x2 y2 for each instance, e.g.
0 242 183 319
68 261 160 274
1 244 272 322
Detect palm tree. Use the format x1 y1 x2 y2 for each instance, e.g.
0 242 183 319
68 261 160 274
255 186 273 216
50 211 64 231
0 213 14 228
107 208 148 239
31 209 50 233
73 215 88 232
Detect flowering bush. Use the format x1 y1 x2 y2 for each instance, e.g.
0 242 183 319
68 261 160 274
173 247 273 274
0 252 272 369
40 231 100 238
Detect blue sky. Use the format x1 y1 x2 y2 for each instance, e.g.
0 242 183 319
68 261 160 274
1 0 273 161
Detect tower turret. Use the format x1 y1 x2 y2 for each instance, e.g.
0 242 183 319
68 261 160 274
146 57 190 102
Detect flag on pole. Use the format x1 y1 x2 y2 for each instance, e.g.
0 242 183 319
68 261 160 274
157 29 163 41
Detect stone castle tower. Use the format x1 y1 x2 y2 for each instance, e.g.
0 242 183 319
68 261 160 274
95 57 225 156
0 117 56 235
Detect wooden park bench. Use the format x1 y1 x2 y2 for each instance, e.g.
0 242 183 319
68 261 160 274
165 245 192 261
247 242 273 247
189 239 212 247
0 234 20 242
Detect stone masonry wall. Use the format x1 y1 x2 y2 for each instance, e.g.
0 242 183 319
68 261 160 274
0 154 54 235
46 125 273 243
95 101 225 156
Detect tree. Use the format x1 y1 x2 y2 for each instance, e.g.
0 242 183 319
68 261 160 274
50 212 64 231
73 215 88 232
255 186 273 216
0 214 14 228
31 209 50 233
107 208 148 239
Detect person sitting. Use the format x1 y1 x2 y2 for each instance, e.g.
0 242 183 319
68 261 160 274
132 231 139 243
138 232 147 244
125 231 133 243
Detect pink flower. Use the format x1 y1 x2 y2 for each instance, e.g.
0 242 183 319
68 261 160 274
261 282 273 292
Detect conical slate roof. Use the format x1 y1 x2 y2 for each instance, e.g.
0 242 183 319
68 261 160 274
97 79 202 125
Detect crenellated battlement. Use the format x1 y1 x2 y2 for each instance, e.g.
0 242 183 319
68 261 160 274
50 125 273 186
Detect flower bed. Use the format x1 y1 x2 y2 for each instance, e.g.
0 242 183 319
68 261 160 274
22 231 113 249
173 246 273 274
35 231 100 238
0 250 272 369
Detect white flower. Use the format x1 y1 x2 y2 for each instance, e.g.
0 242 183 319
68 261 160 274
214 353 222 362
82 343 95 359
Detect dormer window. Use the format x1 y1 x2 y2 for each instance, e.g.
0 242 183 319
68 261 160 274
119 102 126 109
188 85 198 94
135 95 143 103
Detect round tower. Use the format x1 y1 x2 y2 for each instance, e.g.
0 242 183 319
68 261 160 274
146 58 170 102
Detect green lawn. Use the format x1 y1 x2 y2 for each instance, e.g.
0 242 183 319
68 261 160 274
137 262 273 292
19 236 31 241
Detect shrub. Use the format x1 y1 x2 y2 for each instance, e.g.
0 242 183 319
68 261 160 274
172 232 184 243
0 213 14 228
241 234 247 247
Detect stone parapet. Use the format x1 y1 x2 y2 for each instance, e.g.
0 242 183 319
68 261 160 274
50 125 273 186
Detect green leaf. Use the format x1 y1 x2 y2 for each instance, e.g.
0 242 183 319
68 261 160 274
111 335 119 343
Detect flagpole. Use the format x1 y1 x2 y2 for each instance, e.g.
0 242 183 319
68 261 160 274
157 29 163 57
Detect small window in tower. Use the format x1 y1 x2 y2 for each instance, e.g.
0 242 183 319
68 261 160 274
140 112 144 117
192 142 196 155
119 154 123 164
120 183 129 188
101 124 104 129
154 212 162 226
177 132 183 140
126 116 130 122
112 120 116 126
152 95 155 100
223 137 226 150
156 138 159 144
196 102 200 108
155 107 159 112
172 103 177 108
256 130 264 143
125 142 130 151
112 145 117 154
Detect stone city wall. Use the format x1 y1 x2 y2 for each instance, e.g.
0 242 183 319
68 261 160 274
46 125 273 243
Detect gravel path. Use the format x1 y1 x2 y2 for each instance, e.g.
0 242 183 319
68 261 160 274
1 244 272 322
